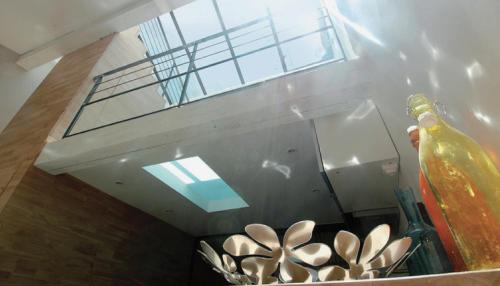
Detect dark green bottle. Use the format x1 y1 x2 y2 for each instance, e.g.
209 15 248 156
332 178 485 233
395 187 452 275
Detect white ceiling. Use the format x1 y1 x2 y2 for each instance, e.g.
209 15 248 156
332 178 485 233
0 0 139 54
64 103 400 237
70 120 345 236
0 0 194 69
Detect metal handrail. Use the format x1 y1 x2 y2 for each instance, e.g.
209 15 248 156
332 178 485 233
63 6 346 138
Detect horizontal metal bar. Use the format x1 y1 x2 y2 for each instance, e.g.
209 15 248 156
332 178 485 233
94 60 190 95
64 76 102 137
64 57 345 138
84 25 335 107
98 14 330 89
99 16 271 78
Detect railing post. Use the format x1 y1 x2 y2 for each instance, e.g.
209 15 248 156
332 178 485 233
266 8 288 73
322 7 347 61
155 17 184 98
63 75 102 138
212 0 245 85
170 12 207 96
178 43 199 107
146 51 173 105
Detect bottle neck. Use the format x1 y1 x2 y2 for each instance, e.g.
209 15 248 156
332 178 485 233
396 188 425 227
407 94 437 120
418 111 447 132
410 104 437 120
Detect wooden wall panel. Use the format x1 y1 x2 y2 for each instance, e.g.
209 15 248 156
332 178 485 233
0 36 114 212
48 27 165 140
0 34 194 285
0 167 193 285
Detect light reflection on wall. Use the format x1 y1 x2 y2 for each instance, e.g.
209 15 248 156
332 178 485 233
473 110 492 125
466 61 485 81
262 159 291 179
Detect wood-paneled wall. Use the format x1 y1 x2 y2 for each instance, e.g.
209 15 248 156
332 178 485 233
0 167 193 285
0 36 114 212
0 35 194 285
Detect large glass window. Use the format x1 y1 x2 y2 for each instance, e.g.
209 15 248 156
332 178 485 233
173 0 222 42
63 0 350 136
216 0 268 28
138 0 346 102
238 47 284 84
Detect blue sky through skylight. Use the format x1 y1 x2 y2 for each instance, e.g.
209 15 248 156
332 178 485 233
143 156 249 213
138 0 345 106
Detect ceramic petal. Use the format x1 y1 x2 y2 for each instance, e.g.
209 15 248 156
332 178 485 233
241 256 279 284
318 265 348 281
283 220 315 250
293 243 331 266
200 240 223 270
279 258 312 283
223 254 237 273
358 224 390 264
224 234 272 257
368 237 412 269
245 223 280 250
334 230 360 265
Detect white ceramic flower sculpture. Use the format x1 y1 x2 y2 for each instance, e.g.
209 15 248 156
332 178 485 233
318 224 412 281
198 240 253 285
223 220 332 284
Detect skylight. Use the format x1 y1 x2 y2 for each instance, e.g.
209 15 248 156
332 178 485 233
176 156 219 181
138 0 349 106
160 162 194 184
143 156 248 212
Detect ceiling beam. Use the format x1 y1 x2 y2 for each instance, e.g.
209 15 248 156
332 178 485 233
16 0 194 70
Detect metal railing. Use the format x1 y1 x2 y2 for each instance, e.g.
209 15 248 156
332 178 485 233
64 6 346 137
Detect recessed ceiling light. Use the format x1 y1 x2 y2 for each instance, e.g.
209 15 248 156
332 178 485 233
143 156 248 213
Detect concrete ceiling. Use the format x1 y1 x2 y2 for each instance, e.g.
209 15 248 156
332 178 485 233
70 120 345 236
0 0 194 69
60 104 400 237
0 0 138 54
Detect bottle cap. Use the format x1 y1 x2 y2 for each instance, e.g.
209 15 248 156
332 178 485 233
406 125 418 134
418 112 438 128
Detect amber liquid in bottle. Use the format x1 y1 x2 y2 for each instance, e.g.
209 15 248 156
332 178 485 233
407 94 500 270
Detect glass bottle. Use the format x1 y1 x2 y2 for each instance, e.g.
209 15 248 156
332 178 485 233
395 187 452 275
407 94 500 270
407 125 467 271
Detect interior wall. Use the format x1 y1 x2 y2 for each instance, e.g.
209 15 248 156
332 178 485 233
0 166 194 285
0 33 195 286
0 36 116 214
0 46 57 133
333 0 500 195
